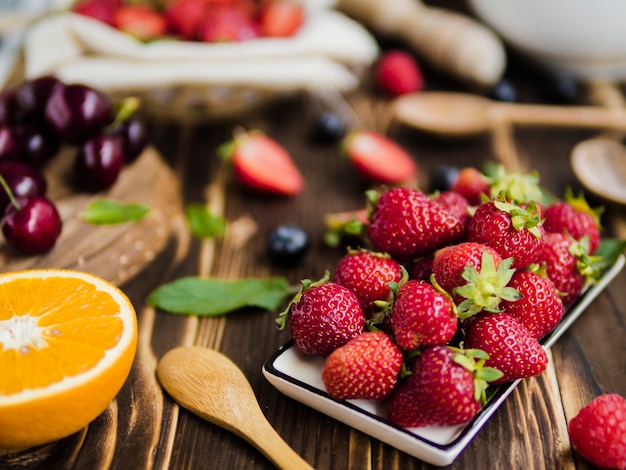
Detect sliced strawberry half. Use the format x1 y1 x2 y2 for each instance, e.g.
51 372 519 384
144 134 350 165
112 5 168 41
259 0 305 38
219 130 304 196
341 130 418 185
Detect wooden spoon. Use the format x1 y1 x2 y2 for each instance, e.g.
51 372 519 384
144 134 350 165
156 346 314 470
393 92 626 136
571 138 626 204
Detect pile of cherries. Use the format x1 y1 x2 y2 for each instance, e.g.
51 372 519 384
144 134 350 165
0 75 147 254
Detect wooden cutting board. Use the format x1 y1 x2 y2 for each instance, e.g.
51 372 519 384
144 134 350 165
0 145 183 286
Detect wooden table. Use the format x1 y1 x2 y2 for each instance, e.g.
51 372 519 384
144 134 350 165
2 6 626 470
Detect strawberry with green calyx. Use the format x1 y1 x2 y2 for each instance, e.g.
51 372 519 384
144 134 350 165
387 345 503 427
543 188 603 255
333 249 407 318
464 312 549 384
389 279 459 350
468 198 545 270
452 250 521 319
487 164 545 205
366 187 466 262
218 129 304 196
322 208 368 248
500 265 564 340
321 331 403 400
276 271 365 357
538 232 602 306
341 130 418 186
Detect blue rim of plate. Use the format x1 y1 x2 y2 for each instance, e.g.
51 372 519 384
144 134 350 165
263 254 624 464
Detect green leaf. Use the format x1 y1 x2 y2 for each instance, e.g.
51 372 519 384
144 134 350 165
147 276 290 316
185 203 227 239
594 238 626 272
81 199 151 224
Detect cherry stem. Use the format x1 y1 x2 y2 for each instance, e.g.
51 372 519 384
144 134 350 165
0 174 20 210
110 96 141 128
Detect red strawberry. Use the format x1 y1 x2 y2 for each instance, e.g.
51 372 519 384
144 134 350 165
464 312 548 384
450 166 490 206
112 5 168 41
543 189 602 255
276 273 365 357
198 5 260 43
568 393 626 470
366 187 466 261
73 0 121 25
165 0 209 40
433 190 470 231
321 331 403 400
538 232 598 306
409 256 434 281
390 280 458 350
218 130 304 196
259 0 305 38
341 131 418 186
500 269 564 340
333 249 405 318
375 50 424 97
432 242 503 302
468 199 545 270
387 346 502 427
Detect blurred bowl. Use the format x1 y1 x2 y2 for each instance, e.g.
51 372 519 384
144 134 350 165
467 0 626 80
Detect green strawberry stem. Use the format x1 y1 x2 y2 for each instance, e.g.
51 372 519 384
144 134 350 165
451 347 504 403
275 270 330 330
454 250 521 319
493 199 543 238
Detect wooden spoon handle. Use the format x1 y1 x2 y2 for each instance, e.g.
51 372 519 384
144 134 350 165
495 102 626 129
337 0 505 85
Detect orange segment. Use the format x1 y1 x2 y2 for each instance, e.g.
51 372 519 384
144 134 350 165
0 269 138 450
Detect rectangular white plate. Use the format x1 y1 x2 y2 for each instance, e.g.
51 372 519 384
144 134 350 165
263 254 624 466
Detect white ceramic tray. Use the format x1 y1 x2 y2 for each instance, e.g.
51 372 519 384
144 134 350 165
263 254 624 466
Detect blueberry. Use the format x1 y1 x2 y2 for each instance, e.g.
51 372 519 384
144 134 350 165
312 111 346 144
545 75 579 103
267 224 310 265
490 79 517 103
430 165 460 192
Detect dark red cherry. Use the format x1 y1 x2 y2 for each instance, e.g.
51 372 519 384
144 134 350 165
0 161 47 212
14 124 61 167
16 75 63 122
0 88 25 125
74 133 124 191
0 126 20 161
112 116 147 162
45 82 114 143
2 195 62 254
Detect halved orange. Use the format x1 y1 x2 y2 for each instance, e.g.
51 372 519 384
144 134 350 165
0 269 138 449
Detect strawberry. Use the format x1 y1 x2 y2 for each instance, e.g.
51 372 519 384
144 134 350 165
366 187 466 262
165 0 209 40
73 0 121 25
375 50 424 97
409 256 434 281
387 346 502 427
321 331 403 400
390 280 459 350
487 164 545 205
568 393 626 470
341 131 418 186
276 273 365 357
543 189 602 255
500 268 564 340
259 0 305 38
468 199 545 270
218 130 304 196
323 208 368 248
112 5 168 41
538 232 599 306
198 5 260 43
333 249 405 318
433 190 470 231
450 166 490 206
464 312 548 384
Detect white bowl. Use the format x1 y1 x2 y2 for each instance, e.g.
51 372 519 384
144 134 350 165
467 0 626 80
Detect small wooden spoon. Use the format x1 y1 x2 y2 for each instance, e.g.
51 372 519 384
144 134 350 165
156 346 314 470
571 138 626 204
393 92 626 136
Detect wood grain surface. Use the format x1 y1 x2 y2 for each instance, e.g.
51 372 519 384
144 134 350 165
1 2 625 469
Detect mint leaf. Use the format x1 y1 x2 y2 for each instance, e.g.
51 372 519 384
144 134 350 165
81 199 151 224
594 238 626 272
147 276 290 316
185 203 227 239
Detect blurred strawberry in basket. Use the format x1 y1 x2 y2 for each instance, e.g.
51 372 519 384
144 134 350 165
72 0 306 43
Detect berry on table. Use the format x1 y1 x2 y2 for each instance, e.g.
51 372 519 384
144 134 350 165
375 50 424 97
267 224 310 266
